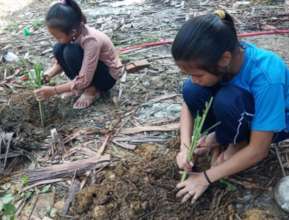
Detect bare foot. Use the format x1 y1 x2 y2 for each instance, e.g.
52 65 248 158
211 141 247 167
73 86 100 109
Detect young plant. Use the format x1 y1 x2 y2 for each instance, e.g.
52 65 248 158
0 193 16 219
181 97 213 182
28 63 45 127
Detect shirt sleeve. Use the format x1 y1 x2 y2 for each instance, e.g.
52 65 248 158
73 38 101 90
251 83 286 132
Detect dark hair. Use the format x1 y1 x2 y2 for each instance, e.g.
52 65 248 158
45 0 87 34
171 11 239 74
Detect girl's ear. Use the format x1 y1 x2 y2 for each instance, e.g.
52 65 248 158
217 51 232 68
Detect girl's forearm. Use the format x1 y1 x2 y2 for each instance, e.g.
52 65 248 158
180 103 193 151
54 81 74 94
207 138 270 183
47 63 62 78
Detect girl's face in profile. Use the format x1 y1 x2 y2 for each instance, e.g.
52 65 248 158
176 60 221 87
48 27 72 44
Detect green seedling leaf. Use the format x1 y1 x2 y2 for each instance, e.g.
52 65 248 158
21 175 29 187
24 191 33 200
27 63 45 127
219 179 237 192
23 26 32 37
32 19 43 30
0 194 14 204
0 201 3 211
41 185 51 193
2 203 16 216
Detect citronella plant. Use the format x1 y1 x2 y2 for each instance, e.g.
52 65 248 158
28 63 45 127
181 97 213 182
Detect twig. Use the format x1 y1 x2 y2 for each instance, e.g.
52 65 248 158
121 123 180 134
228 178 267 190
112 140 136 150
143 93 178 105
21 178 63 192
96 134 111 157
50 128 65 160
0 132 13 172
274 144 286 177
28 190 39 220
235 213 242 220
16 198 27 217
0 152 22 159
63 173 80 215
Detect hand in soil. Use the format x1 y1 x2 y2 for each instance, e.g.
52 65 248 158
194 132 220 155
176 172 209 204
176 149 193 171
34 86 56 101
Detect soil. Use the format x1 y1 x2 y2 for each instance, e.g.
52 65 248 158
69 141 282 220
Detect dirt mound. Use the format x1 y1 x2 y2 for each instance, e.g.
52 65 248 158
0 90 71 128
71 143 232 220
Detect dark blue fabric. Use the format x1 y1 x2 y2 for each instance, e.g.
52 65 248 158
230 42 289 132
53 43 116 91
182 78 289 145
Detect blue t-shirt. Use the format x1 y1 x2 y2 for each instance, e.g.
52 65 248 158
229 42 289 132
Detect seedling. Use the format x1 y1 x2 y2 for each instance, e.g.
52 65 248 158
181 98 213 182
28 63 45 127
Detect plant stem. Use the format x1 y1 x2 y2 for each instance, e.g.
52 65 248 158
38 101 44 127
181 97 213 181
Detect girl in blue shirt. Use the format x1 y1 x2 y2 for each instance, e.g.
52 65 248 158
173 10 289 203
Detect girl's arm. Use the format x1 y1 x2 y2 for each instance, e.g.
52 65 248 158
176 103 194 171
180 102 193 151
34 81 74 101
54 81 74 94
207 131 273 182
44 62 62 81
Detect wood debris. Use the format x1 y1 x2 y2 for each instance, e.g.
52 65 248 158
125 59 150 73
120 122 180 134
0 130 14 173
16 154 111 185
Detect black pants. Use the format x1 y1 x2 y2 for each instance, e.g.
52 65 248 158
53 43 116 91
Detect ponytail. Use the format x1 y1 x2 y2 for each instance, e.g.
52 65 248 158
214 9 237 39
63 0 87 24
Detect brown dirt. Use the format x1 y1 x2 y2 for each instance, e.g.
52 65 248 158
243 208 275 220
0 89 75 129
70 140 234 220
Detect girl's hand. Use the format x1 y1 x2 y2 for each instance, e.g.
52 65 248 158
43 69 55 83
43 74 52 84
176 172 209 204
34 86 56 101
194 132 219 155
176 147 193 171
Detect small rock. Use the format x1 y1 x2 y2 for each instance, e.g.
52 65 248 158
3 51 19 62
233 1 251 9
54 200 65 211
274 176 289 213
93 205 108 220
243 209 267 220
